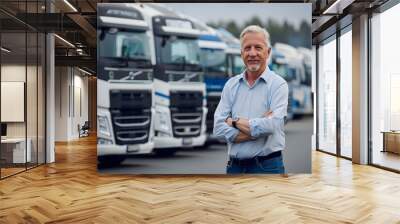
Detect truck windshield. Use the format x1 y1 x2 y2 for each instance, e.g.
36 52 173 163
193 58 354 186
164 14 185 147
99 29 151 61
270 63 294 82
200 48 227 77
232 54 245 75
98 29 153 81
303 64 312 86
155 36 202 82
158 36 200 66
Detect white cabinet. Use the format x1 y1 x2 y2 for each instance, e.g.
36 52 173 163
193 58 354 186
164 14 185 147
1 138 31 163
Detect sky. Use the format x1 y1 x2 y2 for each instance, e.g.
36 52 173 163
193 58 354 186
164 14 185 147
162 3 311 29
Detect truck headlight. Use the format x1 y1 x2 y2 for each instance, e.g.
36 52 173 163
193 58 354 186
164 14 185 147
157 111 170 132
97 137 113 145
98 115 111 137
293 88 304 102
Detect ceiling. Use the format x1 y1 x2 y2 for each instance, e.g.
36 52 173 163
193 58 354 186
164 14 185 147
0 0 393 74
310 0 390 43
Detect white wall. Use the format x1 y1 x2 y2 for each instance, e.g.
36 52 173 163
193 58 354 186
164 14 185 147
55 66 69 141
54 67 89 141
1 65 28 138
71 71 89 138
1 63 46 164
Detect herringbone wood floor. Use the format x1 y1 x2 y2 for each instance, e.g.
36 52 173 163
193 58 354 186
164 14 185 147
1 135 400 223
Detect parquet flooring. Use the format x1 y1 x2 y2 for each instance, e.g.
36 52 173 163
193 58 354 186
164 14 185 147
1 135 400 223
1 167 25 178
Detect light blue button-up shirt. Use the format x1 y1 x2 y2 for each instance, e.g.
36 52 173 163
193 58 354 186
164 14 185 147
213 67 288 159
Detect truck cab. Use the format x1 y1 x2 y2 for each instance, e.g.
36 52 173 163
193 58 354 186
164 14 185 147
97 4 155 165
215 28 245 78
202 28 245 142
198 32 228 138
269 48 295 121
274 42 313 118
139 4 208 155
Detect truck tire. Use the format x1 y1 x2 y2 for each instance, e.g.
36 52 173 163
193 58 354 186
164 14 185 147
98 155 125 167
154 149 177 157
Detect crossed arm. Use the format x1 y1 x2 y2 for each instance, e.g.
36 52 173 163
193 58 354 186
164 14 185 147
213 81 288 144
225 111 273 143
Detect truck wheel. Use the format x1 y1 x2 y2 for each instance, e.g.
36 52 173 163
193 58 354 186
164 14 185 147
98 155 125 167
154 149 177 157
293 114 303 119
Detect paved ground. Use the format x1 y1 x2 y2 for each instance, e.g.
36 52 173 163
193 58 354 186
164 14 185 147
99 116 313 174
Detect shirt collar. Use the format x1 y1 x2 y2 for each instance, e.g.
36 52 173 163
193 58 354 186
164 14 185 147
239 66 272 84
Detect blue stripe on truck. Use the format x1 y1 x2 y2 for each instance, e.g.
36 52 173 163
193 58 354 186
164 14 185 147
155 91 170 99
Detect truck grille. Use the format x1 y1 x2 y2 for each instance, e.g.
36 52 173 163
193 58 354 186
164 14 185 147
206 95 220 134
170 91 203 138
110 90 152 145
287 91 293 116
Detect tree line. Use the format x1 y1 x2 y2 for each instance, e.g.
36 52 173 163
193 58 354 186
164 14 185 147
207 17 311 49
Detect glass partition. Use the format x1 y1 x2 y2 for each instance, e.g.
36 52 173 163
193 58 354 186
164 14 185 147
339 28 352 158
371 3 400 171
27 31 38 169
317 36 337 155
38 32 45 165
0 1 46 179
1 30 27 177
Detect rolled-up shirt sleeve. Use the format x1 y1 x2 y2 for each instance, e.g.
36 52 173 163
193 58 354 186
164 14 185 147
213 81 239 143
249 82 288 138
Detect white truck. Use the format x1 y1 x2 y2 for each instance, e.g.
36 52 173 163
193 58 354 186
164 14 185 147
180 18 230 142
275 42 313 117
215 28 245 77
137 4 207 155
97 3 155 165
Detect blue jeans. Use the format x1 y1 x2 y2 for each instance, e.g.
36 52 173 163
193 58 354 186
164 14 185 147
226 154 285 174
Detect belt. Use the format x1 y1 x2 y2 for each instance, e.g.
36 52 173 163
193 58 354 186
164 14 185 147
229 151 282 166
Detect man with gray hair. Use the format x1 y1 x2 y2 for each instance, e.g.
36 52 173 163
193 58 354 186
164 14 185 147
213 25 288 174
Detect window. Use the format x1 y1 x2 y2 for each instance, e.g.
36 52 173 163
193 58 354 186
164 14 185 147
339 28 352 158
370 3 400 171
99 30 151 60
158 37 200 65
200 48 227 76
0 1 46 179
317 36 337 155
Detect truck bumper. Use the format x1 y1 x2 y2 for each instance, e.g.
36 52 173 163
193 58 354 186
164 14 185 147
206 134 226 144
154 135 206 149
97 141 154 156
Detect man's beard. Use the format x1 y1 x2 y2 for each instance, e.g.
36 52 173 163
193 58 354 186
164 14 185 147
247 63 261 72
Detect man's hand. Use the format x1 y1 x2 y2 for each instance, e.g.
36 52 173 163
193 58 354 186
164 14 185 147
226 111 273 143
264 110 273 118
237 111 273 135
225 117 233 127
235 118 251 136
225 117 253 143
234 131 254 143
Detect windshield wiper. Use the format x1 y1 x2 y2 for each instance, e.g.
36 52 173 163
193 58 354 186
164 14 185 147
129 56 151 61
103 56 151 67
177 72 199 82
120 70 144 80
103 56 128 63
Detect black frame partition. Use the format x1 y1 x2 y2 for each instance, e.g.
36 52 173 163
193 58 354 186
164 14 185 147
336 28 341 158
315 33 338 157
368 0 400 173
0 24 2 179
338 24 353 160
0 6 28 178
315 0 400 173
315 20 353 161
0 0 47 179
